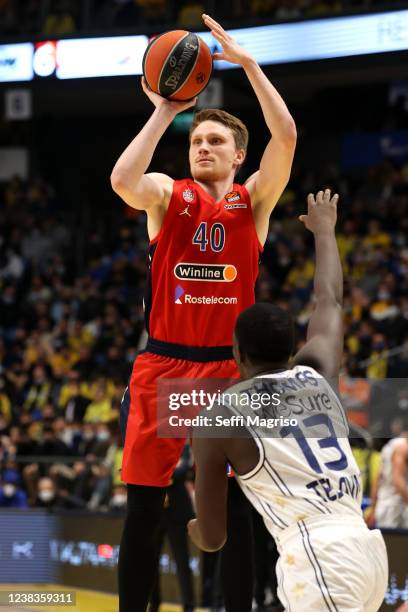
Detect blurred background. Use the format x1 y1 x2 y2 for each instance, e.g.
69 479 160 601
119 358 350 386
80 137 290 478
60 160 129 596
0 1 408 611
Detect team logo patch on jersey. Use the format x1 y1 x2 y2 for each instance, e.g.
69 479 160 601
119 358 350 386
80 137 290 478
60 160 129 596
174 263 237 282
174 285 185 304
182 188 195 203
224 191 241 203
224 203 248 210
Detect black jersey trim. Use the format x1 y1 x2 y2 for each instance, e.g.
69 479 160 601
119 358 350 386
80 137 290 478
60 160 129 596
145 337 233 362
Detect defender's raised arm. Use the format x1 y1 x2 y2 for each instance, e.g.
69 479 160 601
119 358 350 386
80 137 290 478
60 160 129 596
292 189 343 379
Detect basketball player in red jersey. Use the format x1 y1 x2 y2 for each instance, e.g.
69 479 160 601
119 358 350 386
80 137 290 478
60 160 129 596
111 14 296 612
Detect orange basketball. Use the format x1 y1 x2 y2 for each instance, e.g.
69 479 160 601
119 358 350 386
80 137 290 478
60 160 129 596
142 30 213 101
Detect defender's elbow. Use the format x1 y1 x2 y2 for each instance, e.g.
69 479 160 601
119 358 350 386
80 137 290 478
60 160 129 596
201 534 227 552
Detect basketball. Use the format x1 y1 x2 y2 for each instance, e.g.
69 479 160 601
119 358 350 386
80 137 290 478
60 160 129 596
142 30 213 101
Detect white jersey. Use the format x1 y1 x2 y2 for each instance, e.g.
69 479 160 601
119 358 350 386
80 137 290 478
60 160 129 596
222 365 389 611
375 437 408 528
225 365 364 543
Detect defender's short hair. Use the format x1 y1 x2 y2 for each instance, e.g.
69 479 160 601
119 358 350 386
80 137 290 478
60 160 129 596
190 108 249 151
235 303 295 364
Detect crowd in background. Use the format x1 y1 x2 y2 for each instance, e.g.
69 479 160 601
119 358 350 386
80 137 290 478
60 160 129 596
0 149 407 513
0 0 407 38
0 2 407 606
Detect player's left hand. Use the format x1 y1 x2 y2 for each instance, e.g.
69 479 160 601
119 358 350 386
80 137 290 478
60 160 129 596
202 14 254 67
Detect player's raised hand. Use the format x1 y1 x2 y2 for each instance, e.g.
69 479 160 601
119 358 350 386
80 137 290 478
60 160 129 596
141 77 197 114
202 14 254 67
299 189 339 234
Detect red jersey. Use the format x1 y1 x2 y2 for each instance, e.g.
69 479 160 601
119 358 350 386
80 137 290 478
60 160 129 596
145 179 263 347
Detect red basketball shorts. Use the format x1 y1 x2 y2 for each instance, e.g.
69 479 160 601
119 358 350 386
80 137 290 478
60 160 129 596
120 350 239 486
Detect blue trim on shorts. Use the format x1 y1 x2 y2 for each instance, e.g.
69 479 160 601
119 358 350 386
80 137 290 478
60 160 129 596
298 520 338 612
120 385 131 447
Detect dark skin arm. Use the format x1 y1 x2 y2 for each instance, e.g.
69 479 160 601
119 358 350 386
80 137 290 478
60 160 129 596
188 435 229 552
292 189 343 380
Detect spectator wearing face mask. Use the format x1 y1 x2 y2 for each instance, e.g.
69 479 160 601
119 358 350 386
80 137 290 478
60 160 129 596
34 477 85 510
109 485 127 512
370 284 399 323
0 471 28 508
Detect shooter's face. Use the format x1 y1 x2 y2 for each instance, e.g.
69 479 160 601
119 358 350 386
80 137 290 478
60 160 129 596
189 120 245 183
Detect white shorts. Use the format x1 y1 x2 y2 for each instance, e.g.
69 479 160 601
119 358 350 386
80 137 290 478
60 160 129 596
375 499 408 529
275 515 388 612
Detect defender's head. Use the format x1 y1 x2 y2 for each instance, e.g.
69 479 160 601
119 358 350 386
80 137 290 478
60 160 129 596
189 109 248 182
233 303 295 378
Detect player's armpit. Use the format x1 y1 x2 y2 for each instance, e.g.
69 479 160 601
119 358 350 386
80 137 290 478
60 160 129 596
244 170 259 188
191 435 228 551
111 171 173 211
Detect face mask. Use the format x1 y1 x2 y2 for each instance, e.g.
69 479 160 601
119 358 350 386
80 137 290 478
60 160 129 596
398 398 408 411
3 484 16 497
97 431 110 441
82 431 94 440
112 494 127 507
378 291 390 301
39 490 55 502
59 430 73 444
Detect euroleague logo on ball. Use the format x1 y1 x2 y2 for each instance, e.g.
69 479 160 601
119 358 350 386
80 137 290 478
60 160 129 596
182 188 195 203
196 72 205 84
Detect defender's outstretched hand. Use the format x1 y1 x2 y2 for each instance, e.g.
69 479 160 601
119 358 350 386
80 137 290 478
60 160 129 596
299 189 339 234
141 77 197 114
202 13 254 66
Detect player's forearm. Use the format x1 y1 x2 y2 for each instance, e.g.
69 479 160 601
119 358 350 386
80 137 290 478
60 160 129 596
111 106 175 188
313 230 343 305
243 58 296 145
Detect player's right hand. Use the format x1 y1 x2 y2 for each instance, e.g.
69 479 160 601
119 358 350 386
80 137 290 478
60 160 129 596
299 189 339 234
141 77 197 115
